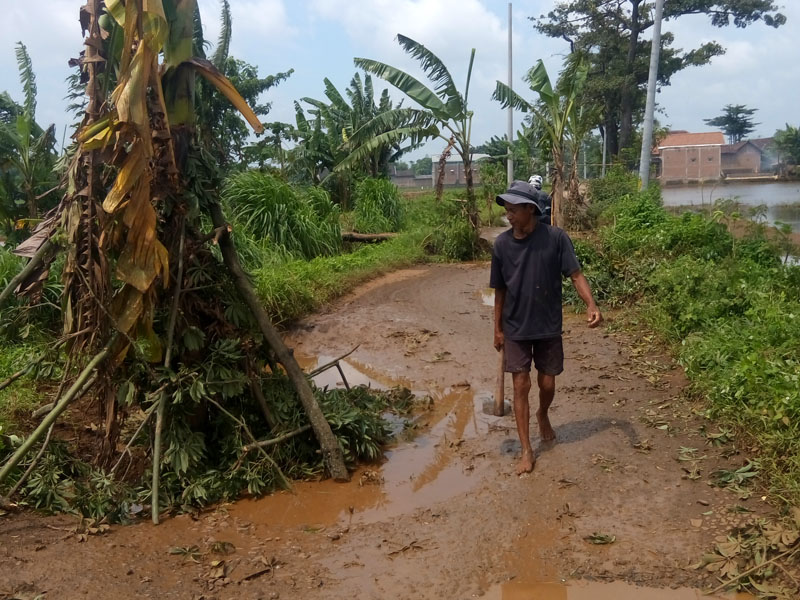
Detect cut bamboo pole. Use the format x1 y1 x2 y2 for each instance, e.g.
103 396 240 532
494 347 505 417
0 337 114 486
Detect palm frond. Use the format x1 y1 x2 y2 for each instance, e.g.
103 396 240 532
14 42 36 119
396 34 463 115
354 57 448 119
192 1 208 58
492 81 535 113
322 78 349 113
333 123 439 174
348 107 434 146
463 48 476 110
525 60 556 105
211 0 232 68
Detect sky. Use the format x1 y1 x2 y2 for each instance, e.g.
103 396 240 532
1 0 798 159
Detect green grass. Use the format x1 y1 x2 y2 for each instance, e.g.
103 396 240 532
222 171 341 259
571 172 800 504
353 178 403 233
254 231 427 324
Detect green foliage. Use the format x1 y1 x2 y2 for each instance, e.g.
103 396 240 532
254 231 426 324
223 171 341 259
773 124 800 165
586 165 639 221
571 171 800 503
424 194 484 261
532 2 783 154
704 104 759 144
353 177 402 233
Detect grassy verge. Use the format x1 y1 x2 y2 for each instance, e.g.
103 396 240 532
567 174 800 506
254 230 428 324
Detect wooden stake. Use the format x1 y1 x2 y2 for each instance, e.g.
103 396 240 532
494 347 505 417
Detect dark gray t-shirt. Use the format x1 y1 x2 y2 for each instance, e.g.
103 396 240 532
489 224 581 340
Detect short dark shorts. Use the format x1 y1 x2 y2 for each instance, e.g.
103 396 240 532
504 336 564 375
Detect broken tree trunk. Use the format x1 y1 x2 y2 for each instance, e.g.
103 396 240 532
209 202 349 482
341 232 398 243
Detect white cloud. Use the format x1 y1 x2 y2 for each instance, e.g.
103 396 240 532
198 0 297 57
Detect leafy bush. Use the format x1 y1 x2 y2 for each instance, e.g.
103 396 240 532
353 177 403 233
223 171 341 259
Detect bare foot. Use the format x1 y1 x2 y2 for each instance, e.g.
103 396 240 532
537 410 556 442
516 449 535 475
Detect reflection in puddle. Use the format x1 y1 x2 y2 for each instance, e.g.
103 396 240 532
230 352 496 528
483 580 751 600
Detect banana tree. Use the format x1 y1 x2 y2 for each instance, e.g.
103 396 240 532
1 0 349 515
339 35 479 229
0 43 58 224
493 55 592 227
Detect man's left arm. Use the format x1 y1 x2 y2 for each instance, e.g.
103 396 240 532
570 271 603 328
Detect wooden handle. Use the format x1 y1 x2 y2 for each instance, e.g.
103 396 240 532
494 347 505 417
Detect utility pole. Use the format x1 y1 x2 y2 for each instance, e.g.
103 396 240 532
507 2 514 186
638 0 664 188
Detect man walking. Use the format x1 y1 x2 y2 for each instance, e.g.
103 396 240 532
490 181 602 475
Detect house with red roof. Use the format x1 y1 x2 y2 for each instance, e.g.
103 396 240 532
654 131 725 183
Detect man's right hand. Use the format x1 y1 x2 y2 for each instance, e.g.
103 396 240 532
494 330 504 351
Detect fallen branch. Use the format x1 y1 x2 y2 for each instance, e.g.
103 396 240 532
242 424 311 453
707 546 799 595
109 403 158 476
0 238 54 309
0 356 46 392
249 376 278 430
308 345 360 378
199 224 231 245
0 335 113 486
341 232 398 243
208 398 291 490
209 201 349 482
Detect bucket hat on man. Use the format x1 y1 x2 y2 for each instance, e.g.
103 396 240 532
496 180 543 214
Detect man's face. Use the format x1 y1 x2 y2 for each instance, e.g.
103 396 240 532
504 202 534 229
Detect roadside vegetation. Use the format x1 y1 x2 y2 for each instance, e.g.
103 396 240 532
569 171 800 502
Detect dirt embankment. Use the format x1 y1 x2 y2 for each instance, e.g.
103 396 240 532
0 262 775 600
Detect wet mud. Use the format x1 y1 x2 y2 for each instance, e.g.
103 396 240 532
0 263 775 599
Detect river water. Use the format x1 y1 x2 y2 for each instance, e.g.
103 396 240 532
661 181 800 232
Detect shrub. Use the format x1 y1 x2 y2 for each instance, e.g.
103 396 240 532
353 178 403 233
223 172 341 259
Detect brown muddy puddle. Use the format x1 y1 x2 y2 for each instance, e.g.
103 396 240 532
483 580 751 599
229 351 497 528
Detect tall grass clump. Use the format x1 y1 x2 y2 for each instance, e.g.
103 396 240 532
223 172 341 259
353 178 402 233
571 172 800 502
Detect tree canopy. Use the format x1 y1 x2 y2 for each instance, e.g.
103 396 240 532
704 104 759 144
532 1 786 156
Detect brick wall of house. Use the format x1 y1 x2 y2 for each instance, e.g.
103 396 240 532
722 145 761 174
661 146 721 182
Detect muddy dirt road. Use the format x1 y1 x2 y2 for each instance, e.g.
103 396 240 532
0 262 766 599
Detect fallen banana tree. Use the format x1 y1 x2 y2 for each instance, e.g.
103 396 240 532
0 0 349 521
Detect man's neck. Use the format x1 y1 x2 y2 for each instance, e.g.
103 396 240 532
512 219 537 239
